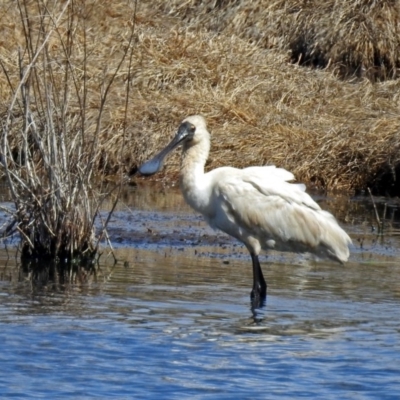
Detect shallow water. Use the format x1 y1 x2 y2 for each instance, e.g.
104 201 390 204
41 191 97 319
1 185 400 399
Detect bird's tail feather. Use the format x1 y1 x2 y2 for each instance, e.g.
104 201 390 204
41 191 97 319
317 210 352 263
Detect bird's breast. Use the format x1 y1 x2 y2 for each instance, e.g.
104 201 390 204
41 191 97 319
180 176 214 217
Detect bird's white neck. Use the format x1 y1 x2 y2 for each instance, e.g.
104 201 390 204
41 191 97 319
179 136 210 213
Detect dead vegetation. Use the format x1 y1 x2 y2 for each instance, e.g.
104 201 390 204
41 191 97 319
0 0 136 262
0 0 400 207
155 0 400 81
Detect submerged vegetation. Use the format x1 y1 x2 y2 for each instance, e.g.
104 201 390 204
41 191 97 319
0 0 400 261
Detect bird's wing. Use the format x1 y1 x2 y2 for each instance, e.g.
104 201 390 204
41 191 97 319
212 172 350 262
239 165 320 210
213 176 321 246
242 165 295 182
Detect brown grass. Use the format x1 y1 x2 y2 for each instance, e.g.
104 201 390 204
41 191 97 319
155 0 400 81
1 0 400 196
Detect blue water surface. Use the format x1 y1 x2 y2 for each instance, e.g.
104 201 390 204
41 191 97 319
1 187 400 399
0 250 399 400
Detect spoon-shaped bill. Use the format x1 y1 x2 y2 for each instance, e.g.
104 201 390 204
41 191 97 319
138 123 191 176
139 155 164 176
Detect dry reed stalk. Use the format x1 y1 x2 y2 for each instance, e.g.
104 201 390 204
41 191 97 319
0 0 136 263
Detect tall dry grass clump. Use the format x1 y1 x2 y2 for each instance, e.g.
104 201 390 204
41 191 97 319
0 0 136 263
79 20 399 194
155 0 400 81
122 0 400 194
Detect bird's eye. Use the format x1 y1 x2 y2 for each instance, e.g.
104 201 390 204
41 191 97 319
190 124 195 132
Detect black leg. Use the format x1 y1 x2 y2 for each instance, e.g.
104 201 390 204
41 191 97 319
250 252 267 307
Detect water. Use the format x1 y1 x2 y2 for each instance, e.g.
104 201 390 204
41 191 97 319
1 186 400 399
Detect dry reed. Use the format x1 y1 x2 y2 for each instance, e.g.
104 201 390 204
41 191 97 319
0 0 399 199
0 0 136 262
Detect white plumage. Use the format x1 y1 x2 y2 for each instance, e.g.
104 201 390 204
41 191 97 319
139 115 352 307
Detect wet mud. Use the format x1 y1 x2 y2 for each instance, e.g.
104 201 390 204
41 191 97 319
102 185 400 266
2 182 400 264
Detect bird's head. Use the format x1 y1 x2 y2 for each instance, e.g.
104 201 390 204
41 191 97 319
139 115 208 176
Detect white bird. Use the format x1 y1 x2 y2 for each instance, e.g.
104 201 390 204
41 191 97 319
139 115 352 307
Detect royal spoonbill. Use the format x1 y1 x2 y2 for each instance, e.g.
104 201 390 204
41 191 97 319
139 115 352 307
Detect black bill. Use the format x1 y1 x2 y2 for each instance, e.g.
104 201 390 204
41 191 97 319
138 122 192 176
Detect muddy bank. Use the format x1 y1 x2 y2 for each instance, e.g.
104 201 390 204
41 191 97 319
2 183 400 265
102 186 400 266
108 209 235 250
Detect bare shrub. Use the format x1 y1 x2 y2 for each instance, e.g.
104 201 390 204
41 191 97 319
0 0 136 263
